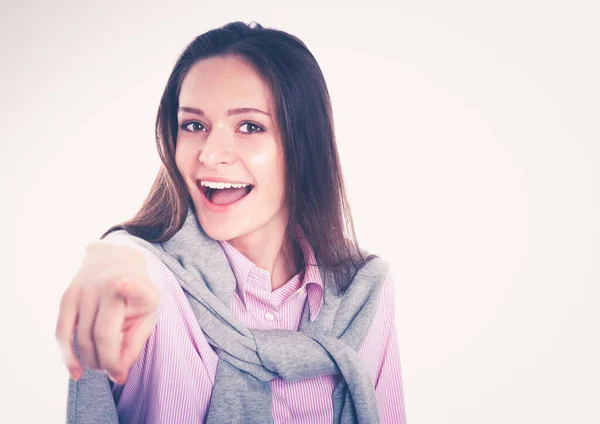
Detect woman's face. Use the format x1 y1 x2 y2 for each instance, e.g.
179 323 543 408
175 55 287 243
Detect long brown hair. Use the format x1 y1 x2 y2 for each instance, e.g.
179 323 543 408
102 21 375 294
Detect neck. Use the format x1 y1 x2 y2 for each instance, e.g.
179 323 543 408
228 219 303 291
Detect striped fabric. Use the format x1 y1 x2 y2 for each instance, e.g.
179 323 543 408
108 232 406 423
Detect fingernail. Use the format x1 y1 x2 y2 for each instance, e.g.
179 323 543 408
69 367 80 381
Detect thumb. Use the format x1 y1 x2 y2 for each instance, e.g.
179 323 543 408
119 317 156 381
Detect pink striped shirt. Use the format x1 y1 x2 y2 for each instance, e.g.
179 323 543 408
107 232 406 423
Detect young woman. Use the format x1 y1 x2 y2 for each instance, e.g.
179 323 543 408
56 21 406 424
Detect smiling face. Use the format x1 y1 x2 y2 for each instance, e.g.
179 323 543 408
175 55 288 244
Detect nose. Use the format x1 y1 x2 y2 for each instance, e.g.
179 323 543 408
198 127 236 167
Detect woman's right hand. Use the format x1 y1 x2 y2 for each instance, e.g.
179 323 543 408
55 240 160 385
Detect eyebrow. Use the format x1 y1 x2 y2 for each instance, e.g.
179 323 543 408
178 106 271 117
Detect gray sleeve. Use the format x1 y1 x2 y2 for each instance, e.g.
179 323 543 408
66 371 119 424
65 335 120 423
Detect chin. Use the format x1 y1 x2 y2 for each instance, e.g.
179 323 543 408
195 212 246 242
202 225 240 242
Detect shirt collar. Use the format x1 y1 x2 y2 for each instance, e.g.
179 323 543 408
294 226 324 321
217 239 256 308
217 225 324 321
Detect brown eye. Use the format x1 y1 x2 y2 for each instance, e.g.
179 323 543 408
181 121 207 132
239 122 264 134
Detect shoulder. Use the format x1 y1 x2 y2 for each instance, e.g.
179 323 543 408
357 253 390 281
103 231 170 277
343 252 391 298
360 254 396 319
329 253 391 323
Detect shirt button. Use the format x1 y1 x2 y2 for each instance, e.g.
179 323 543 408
264 312 275 321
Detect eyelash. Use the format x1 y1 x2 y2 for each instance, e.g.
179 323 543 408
179 120 265 134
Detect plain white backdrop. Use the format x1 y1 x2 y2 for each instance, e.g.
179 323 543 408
1 0 598 423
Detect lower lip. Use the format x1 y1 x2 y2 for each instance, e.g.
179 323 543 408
197 183 252 213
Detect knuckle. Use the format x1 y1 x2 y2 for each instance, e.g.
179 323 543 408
60 285 79 306
93 326 111 344
103 361 122 377
76 334 93 352
106 277 124 293
55 322 68 341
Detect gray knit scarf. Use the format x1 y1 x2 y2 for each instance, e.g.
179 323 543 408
67 208 388 424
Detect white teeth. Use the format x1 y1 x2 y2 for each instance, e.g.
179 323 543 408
200 181 250 189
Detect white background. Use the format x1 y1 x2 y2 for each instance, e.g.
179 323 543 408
1 1 598 423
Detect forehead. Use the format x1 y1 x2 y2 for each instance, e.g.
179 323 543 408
179 55 274 113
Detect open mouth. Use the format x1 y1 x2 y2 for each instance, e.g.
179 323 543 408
197 180 254 206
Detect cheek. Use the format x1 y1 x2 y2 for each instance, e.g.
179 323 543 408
246 146 275 168
250 145 283 178
247 146 286 200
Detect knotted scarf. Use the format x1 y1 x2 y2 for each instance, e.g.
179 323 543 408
67 208 389 423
